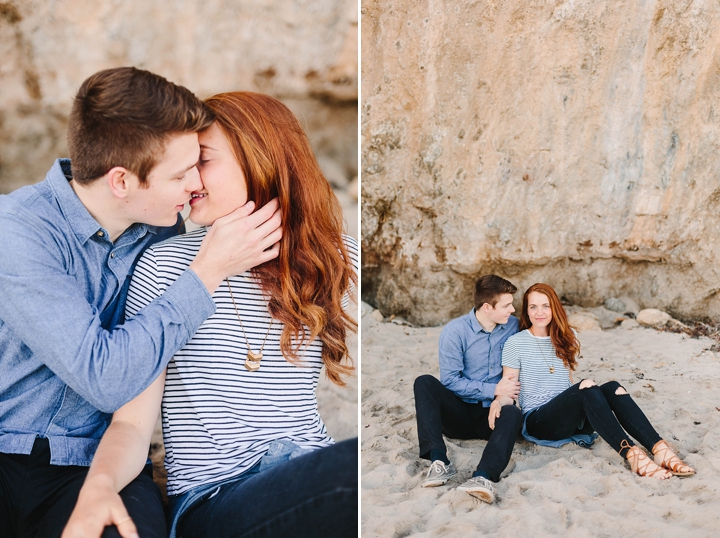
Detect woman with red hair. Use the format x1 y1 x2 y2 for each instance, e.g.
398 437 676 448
494 283 694 480
64 93 357 538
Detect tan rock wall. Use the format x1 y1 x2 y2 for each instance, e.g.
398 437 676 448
0 0 357 194
361 0 720 326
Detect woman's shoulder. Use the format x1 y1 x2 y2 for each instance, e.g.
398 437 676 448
506 329 532 345
146 227 206 258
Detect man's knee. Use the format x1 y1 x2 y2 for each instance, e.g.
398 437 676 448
413 374 439 395
497 404 523 430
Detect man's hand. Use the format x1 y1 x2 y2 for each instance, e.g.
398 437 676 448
494 374 520 400
62 475 138 538
488 396 515 430
190 198 283 293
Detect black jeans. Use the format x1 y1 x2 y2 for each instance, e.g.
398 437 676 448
525 380 662 456
177 438 358 538
0 437 166 538
413 374 523 482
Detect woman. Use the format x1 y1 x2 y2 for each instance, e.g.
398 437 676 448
63 93 358 538
496 283 695 480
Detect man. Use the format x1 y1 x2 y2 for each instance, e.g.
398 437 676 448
413 274 523 504
0 67 282 537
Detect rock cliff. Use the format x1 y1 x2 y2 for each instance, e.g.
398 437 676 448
0 0 357 194
362 0 720 326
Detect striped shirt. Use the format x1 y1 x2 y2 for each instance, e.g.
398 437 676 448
125 228 358 496
501 330 572 413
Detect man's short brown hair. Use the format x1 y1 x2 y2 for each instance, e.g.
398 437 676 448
474 274 517 309
67 67 215 185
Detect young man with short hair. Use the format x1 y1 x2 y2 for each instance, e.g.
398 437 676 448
413 274 523 504
0 67 282 537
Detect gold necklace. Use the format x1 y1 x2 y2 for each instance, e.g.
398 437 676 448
529 327 555 374
225 278 273 372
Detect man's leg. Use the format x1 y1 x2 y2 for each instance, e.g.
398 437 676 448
11 438 165 538
178 439 357 538
414 375 484 464
33 465 166 538
472 404 523 482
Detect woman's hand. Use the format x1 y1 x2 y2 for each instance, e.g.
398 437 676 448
62 475 138 538
488 396 515 429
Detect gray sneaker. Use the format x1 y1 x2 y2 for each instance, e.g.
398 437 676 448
421 460 457 487
457 476 495 503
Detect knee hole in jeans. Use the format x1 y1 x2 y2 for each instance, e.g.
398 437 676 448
579 379 596 390
615 386 628 395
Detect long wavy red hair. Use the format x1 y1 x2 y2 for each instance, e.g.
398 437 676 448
519 283 580 371
204 92 357 385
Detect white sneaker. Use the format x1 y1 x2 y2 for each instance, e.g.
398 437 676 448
421 460 457 487
457 476 495 503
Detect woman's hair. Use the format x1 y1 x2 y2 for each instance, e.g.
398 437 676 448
204 92 357 385
519 283 580 371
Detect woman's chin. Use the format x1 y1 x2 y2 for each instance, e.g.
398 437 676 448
187 212 212 227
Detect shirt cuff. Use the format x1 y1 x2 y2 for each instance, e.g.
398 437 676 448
161 269 216 337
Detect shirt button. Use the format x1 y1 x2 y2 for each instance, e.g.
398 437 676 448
97 231 104 237
110 252 115 258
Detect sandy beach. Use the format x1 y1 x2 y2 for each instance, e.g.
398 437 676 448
360 306 720 537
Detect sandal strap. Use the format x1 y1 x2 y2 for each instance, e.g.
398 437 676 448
652 441 692 474
626 445 665 477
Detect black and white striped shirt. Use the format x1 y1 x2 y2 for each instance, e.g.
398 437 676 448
126 228 358 495
501 330 572 413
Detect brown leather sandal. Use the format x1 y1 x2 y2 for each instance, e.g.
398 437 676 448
652 440 695 477
622 440 671 479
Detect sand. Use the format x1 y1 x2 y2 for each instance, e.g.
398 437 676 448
360 306 720 537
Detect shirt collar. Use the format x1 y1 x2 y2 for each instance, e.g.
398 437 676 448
47 159 156 244
469 308 507 335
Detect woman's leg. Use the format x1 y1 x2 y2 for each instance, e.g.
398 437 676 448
179 439 357 538
527 380 638 456
598 381 662 452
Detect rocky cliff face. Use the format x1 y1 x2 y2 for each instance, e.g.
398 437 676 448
362 0 720 326
0 0 357 194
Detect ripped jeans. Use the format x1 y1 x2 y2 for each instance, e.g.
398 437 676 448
525 381 662 457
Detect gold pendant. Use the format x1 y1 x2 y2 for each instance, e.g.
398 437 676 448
244 350 263 372
549 366 555 374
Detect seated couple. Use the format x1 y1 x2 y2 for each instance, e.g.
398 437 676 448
0 67 357 538
414 275 695 504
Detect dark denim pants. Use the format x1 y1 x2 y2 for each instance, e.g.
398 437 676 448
0 437 165 538
413 374 522 482
174 438 358 538
525 380 663 456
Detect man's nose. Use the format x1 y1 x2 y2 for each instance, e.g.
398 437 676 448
186 166 202 191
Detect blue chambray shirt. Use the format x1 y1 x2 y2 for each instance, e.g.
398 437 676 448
0 159 216 466
438 309 519 406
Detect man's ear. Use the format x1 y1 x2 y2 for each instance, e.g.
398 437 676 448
106 166 136 200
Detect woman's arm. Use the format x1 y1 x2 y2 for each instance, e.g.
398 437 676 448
488 366 520 429
62 370 166 538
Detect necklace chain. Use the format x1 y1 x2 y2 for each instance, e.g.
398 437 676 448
225 278 273 371
530 327 555 374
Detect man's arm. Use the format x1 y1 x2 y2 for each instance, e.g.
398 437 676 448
0 200 281 413
62 372 166 538
438 326 497 401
